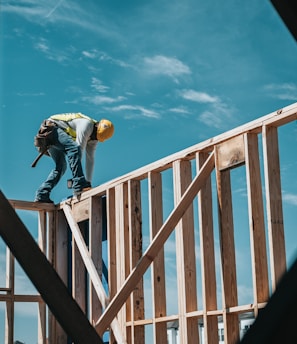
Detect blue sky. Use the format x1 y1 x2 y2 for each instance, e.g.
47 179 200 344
1 0 297 343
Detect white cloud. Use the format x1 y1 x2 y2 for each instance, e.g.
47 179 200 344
143 55 191 82
82 49 131 68
283 193 297 206
264 83 297 101
110 104 160 119
180 89 219 103
91 77 110 93
169 107 191 115
83 95 125 105
33 38 68 63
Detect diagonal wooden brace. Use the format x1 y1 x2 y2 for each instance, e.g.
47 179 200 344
62 204 127 343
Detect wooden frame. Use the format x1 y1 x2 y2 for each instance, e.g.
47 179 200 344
1 102 297 343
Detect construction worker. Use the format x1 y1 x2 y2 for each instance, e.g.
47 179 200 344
34 113 114 203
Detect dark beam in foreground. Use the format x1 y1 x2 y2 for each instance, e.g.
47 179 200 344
240 258 297 343
0 190 103 344
271 0 297 41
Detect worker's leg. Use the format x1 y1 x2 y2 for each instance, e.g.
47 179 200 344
55 128 91 193
34 146 67 202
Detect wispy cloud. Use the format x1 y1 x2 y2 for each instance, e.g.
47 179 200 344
82 95 126 105
143 55 191 83
180 89 219 103
179 89 235 130
283 192 297 206
169 106 191 115
45 0 64 18
34 37 69 63
264 83 297 101
91 77 110 93
2 1 122 41
110 104 160 119
82 49 131 68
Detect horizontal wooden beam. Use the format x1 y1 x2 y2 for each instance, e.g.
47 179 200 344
95 151 215 333
69 102 297 203
0 190 102 344
9 199 56 211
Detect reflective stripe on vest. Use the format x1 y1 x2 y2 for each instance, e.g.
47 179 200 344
50 113 97 139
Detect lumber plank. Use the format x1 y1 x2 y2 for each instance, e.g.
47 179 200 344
128 180 145 343
262 125 286 290
5 249 14 344
148 171 167 343
95 151 215 334
115 184 129 340
89 196 103 323
197 152 218 344
0 190 103 344
38 211 47 344
215 147 239 343
173 160 199 344
244 133 269 305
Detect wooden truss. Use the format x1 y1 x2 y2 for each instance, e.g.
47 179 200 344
1 102 297 343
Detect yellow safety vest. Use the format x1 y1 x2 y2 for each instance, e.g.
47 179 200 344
50 113 97 139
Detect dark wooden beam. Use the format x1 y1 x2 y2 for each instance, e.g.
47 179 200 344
271 0 297 41
0 190 103 344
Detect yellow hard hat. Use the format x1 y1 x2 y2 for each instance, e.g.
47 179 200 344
97 119 114 142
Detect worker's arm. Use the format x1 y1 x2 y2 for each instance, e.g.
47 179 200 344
85 141 98 182
73 119 97 182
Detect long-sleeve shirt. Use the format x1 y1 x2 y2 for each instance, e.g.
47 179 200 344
50 115 98 182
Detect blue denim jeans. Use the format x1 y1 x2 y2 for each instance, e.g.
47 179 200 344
35 127 91 201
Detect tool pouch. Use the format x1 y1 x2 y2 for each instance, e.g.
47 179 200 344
34 120 57 155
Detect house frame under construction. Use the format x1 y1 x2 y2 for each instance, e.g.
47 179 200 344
1 102 297 343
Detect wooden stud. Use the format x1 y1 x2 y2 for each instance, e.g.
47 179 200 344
38 210 47 344
262 125 286 290
5 248 14 344
148 171 167 344
196 152 218 344
107 187 117 344
215 146 239 343
89 196 103 323
173 160 199 344
244 133 269 306
128 180 145 343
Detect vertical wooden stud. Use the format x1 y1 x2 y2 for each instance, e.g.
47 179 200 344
54 210 68 343
244 133 269 307
196 152 218 344
107 187 117 344
72 222 86 313
38 210 47 344
128 180 144 344
173 160 199 344
5 248 14 344
89 196 103 323
262 125 286 290
115 184 129 342
148 171 167 344
215 146 239 343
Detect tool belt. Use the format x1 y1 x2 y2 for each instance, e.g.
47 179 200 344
31 120 57 167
